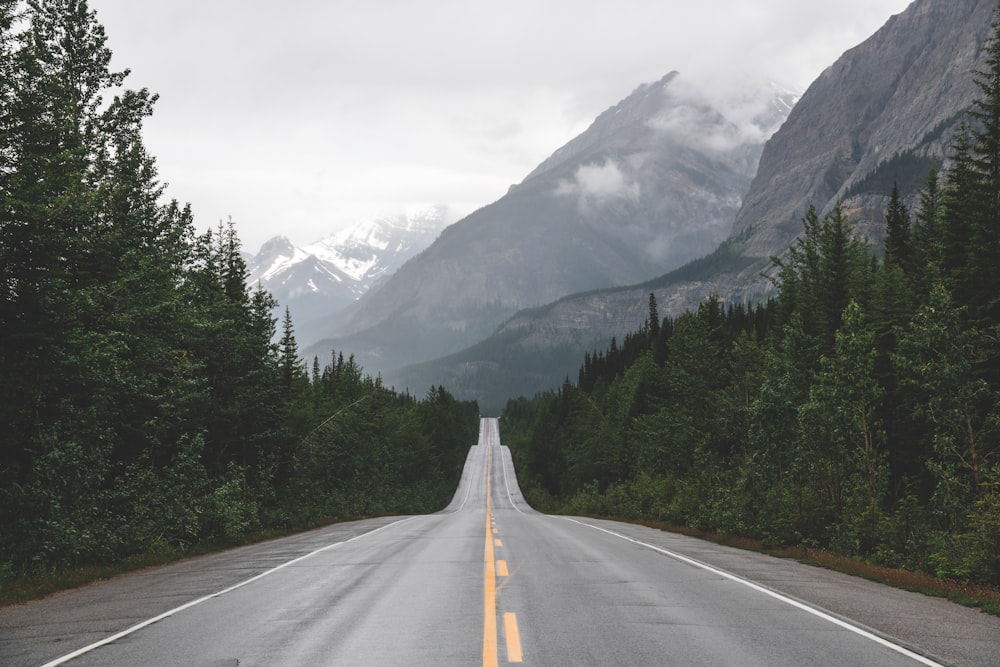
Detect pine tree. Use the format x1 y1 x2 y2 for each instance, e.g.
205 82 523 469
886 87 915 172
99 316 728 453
884 181 912 273
940 124 979 311
773 204 872 355
0 0 211 565
279 306 304 393
967 5 1000 322
912 167 943 295
647 292 661 340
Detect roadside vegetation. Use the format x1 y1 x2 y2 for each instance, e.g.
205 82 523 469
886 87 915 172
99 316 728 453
0 0 479 602
502 9 1000 604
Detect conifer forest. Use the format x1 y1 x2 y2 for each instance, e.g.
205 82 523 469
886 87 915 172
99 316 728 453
501 19 1000 587
2 0 1000 594
0 1 478 582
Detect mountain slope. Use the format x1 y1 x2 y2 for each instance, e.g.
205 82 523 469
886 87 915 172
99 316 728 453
390 0 997 410
306 73 796 373
390 237 758 411
735 0 993 256
246 206 453 345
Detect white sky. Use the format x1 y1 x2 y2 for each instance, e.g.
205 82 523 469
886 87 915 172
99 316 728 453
87 0 914 253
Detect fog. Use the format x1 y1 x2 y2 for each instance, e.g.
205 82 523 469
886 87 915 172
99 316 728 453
86 0 913 251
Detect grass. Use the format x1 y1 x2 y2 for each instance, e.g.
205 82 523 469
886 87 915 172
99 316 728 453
1 547 209 607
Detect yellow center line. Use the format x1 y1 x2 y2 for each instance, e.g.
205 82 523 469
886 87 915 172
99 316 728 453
504 613 523 663
483 441 498 667
496 560 509 577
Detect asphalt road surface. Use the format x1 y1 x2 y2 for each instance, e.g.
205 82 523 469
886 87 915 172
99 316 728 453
2 418 999 666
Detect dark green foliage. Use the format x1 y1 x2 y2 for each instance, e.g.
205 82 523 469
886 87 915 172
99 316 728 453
503 11 1000 583
911 167 944 298
968 8 1000 324
884 181 913 272
644 232 761 288
843 149 941 201
771 205 872 355
0 1 479 580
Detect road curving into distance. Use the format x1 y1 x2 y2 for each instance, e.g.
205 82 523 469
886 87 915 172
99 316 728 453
2 418 999 666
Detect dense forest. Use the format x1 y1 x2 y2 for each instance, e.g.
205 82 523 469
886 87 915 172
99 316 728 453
0 0 479 583
502 16 1000 585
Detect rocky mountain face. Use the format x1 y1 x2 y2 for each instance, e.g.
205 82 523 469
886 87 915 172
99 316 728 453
735 0 994 258
306 73 796 373
394 0 997 411
245 206 453 346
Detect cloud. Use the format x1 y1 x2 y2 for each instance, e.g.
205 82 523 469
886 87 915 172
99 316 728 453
556 159 641 212
647 74 797 154
87 0 912 250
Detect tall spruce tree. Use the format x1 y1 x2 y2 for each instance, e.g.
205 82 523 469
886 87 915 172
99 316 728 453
967 4 1000 322
772 205 872 356
940 124 978 310
0 0 205 565
912 167 943 296
884 181 912 273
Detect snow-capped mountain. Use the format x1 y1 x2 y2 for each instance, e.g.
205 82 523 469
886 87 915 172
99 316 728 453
247 206 454 338
304 72 797 375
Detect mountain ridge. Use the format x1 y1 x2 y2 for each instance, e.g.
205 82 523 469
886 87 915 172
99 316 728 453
304 72 796 373
734 0 992 256
246 206 454 345
387 0 997 411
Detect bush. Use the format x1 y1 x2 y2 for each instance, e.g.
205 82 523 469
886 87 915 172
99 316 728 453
204 464 259 543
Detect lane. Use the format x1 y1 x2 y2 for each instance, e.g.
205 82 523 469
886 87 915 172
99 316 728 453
492 513 929 665
2 418 998 666
486 419 998 666
65 512 483 666
2 433 491 667
36 432 494 667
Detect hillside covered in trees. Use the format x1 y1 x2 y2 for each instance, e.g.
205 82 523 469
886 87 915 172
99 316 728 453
0 0 479 583
501 12 1000 586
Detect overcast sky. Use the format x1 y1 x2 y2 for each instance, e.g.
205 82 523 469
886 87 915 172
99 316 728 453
88 0 914 253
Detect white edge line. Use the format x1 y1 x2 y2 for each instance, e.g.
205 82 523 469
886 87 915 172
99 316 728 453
499 446 527 516
488 417 526 516
40 516 419 667
453 446 477 512
456 420 491 512
563 518 946 667
454 418 487 512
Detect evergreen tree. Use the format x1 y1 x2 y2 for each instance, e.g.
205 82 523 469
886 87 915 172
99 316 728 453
772 205 872 355
884 181 912 273
894 285 999 508
912 167 943 295
967 5 1000 322
647 292 661 340
940 125 979 311
799 301 886 552
279 306 304 393
0 0 207 564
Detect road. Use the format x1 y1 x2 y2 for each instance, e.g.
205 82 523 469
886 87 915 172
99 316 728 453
2 417 999 666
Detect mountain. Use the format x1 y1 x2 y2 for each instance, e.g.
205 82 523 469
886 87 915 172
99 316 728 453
392 238 759 412
245 206 454 345
391 0 997 412
734 0 994 258
305 73 797 374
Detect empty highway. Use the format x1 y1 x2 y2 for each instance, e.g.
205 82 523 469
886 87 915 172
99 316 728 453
2 418 999 665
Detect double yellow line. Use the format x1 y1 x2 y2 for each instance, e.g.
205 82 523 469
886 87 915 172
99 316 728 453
483 429 522 666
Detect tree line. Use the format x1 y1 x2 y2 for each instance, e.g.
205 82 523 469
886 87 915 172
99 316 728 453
0 0 479 582
502 12 1000 585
